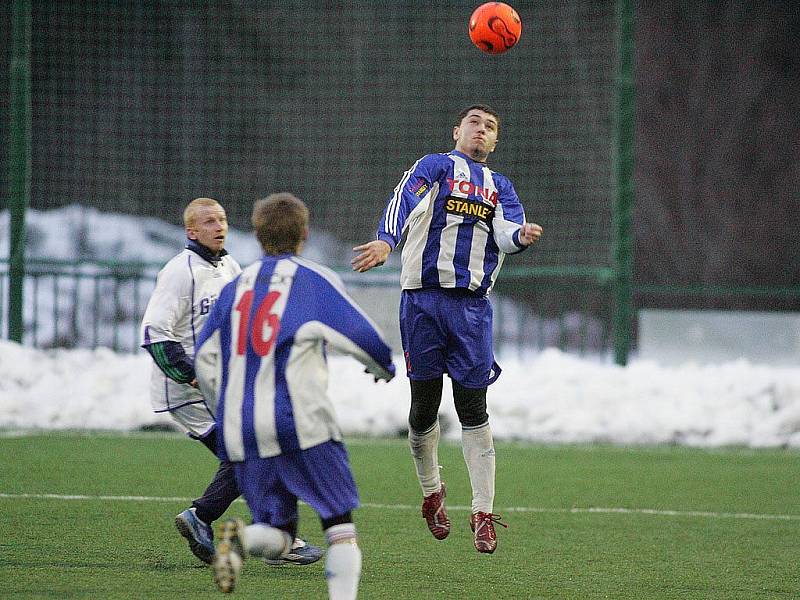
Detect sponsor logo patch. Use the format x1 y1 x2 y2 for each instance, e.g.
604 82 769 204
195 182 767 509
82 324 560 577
409 178 429 197
446 178 498 205
444 196 495 224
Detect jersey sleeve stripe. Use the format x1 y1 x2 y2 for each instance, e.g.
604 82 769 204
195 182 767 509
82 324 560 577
151 343 189 382
384 158 421 236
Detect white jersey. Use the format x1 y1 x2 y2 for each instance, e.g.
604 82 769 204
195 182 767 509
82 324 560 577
141 247 241 414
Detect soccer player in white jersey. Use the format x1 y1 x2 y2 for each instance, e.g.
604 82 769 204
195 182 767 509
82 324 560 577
140 197 321 566
195 193 395 597
352 104 543 554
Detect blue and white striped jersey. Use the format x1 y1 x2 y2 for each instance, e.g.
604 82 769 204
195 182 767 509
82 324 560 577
194 254 395 462
377 150 528 296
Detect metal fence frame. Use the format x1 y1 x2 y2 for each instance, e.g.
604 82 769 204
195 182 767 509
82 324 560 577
0 258 619 356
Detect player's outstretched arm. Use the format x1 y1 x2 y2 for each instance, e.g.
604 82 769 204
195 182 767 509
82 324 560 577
351 240 392 273
302 267 395 380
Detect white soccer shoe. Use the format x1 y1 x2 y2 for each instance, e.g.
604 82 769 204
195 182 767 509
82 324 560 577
212 518 246 593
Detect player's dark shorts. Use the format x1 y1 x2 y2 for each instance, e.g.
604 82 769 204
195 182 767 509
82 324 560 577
400 287 500 388
233 440 359 527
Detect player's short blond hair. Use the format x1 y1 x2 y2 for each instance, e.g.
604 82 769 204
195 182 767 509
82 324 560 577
183 197 222 229
252 193 309 255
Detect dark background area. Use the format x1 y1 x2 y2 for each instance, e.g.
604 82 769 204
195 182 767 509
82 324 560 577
2 1 617 270
635 1 799 299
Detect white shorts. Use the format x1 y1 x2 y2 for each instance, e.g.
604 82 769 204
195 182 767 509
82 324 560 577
167 401 216 438
150 367 215 437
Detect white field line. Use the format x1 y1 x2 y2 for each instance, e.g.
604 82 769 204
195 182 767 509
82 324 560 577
1 492 799 522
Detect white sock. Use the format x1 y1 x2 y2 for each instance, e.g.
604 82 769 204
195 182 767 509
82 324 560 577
242 523 292 560
408 420 441 496
324 524 362 600
462 422 495 514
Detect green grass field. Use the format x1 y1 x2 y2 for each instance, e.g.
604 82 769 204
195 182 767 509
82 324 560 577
1 432 799 599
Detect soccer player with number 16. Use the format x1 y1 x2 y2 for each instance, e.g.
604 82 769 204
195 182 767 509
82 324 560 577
195 193 395 597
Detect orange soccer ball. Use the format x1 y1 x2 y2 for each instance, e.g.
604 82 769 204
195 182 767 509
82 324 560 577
468 2 522 55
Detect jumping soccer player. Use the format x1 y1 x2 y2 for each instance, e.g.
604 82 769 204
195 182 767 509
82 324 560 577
352 104 543 554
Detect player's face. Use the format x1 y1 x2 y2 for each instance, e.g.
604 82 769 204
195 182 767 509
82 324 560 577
453 110 499 161
187 204 228 254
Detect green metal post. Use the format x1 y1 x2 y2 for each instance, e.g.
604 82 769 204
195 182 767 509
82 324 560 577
8 0 32 342
612 0 635 365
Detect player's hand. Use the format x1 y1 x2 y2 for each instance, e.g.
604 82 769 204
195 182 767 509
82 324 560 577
351 240 392 273
519 223 543 246
364 367 394 383
189 378 199 389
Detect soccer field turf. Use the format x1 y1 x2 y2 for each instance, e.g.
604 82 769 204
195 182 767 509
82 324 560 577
1 433 799 599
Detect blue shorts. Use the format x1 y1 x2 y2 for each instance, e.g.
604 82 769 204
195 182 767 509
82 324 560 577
233 440 359 527
399 288 500 388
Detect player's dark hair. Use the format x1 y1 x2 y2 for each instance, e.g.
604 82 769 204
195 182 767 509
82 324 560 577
252 193 309 255
455 104 500 130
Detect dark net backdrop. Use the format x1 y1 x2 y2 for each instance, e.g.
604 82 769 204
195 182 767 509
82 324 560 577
0 2 622 353
5 1 618 269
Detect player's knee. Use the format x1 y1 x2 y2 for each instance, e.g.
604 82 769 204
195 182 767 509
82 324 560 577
452 382 488 428
409 378 443 432
459 410 489 428
409 403 439 432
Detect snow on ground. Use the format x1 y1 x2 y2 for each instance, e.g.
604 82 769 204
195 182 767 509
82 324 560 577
2 340 799 448
3 206 800 447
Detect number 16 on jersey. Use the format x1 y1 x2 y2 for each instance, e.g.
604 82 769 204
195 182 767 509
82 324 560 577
235 290 282 357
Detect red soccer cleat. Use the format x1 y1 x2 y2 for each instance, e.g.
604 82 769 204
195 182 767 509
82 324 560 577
421 482 451 540
470 512 507 554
